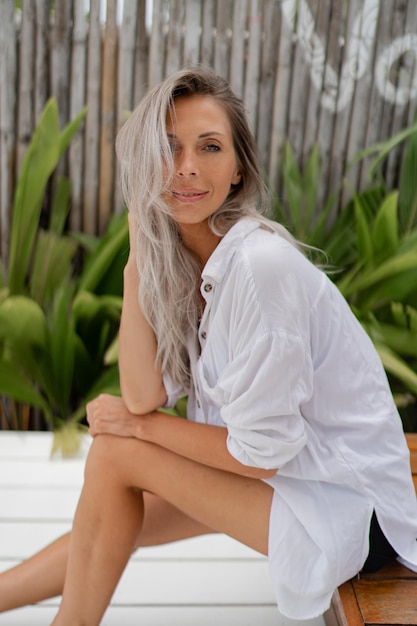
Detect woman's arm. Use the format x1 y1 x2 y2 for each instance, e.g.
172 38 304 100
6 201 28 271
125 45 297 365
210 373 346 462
118 213 167 414
86 395 277 480
140 410 278 479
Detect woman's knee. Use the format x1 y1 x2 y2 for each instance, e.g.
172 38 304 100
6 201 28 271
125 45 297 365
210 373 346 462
84 435 153 487
84 435 131 484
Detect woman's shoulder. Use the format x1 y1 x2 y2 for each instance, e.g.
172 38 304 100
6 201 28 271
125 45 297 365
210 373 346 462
236 221 319 285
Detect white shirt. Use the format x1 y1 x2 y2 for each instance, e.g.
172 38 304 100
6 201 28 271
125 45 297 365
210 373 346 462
164 217 417 619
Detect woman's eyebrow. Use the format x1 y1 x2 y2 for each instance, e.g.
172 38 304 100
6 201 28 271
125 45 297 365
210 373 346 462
198 131 225 138
166 131 225 139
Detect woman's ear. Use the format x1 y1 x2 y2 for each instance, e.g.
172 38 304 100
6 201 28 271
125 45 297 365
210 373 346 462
232 170 242 185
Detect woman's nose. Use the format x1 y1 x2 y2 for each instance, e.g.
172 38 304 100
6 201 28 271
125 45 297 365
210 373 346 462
176 150 198 176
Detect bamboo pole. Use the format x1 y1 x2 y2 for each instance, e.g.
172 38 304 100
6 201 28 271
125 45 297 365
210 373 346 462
99 0 118 234
230 0 248 98
133 0 148 107
200 0 216 67
184 0 202 67
244 0 262 135
148 0 166 88
214 0 230 78
34 0 50 123
69 0 87 233
83 0 102 235
51 0 73 179
257 0 281 178
165 0 183 75
0 0 17 265
17 2 36 174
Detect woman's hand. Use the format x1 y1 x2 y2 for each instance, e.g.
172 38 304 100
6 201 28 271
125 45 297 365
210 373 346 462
86 393 144 439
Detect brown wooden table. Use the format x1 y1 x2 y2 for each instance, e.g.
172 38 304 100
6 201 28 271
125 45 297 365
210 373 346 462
324 434 417 626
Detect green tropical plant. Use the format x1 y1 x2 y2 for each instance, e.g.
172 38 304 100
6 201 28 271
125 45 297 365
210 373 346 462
340 122 417 428
271 140 358 270
0 98 129 452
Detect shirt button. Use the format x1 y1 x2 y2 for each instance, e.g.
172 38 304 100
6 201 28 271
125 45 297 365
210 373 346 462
203 283 213 293
197 400 201 408
201 331 207 340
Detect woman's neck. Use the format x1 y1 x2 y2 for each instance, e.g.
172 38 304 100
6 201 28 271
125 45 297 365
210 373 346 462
179 223 221 267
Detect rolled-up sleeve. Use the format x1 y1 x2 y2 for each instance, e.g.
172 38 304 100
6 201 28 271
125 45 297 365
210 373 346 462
219 330 311 469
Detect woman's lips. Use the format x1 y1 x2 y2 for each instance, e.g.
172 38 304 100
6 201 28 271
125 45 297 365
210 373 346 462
172 189 208 203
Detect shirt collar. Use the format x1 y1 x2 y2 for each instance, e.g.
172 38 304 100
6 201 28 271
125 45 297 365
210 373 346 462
201 217 261 284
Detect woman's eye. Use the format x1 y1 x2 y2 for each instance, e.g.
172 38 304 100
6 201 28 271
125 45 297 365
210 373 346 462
204 144 221 152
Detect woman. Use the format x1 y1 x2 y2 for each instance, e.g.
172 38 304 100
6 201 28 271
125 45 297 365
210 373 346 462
1 66 417 624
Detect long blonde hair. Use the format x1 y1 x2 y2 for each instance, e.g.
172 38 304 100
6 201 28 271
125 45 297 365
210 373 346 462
116 66 295 389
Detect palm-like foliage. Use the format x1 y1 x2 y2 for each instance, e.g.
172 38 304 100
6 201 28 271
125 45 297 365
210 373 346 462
0 99 129 451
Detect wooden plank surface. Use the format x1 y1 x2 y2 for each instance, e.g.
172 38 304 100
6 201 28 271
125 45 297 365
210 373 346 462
353 579 417 625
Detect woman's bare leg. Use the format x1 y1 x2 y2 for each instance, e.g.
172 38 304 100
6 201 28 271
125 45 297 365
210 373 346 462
0 493 213 613
0 534 70 612
51 434 273 626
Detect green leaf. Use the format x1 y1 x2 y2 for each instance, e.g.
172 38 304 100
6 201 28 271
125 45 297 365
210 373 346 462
339 250 417 298
29 231 77 305
78 212 129 294
0 296 48 349
407 305 417 333
50 177 72 235
354 195 373 267
303 143 321 231
82 365 121 403
364 319 417 358
376 343 417 395
372 192 399 262
58 105 87 157
49 287 76 417
398 124 417 234
0 361 52 421
281 141 303 232
391 302 408 328
349 119 417 179
8 98 60 294
356 267 417 312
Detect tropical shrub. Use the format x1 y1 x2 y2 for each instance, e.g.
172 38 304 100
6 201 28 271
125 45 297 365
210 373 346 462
0 98 129 452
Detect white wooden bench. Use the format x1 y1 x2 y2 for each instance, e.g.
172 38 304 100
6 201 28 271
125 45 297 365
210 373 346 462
0 431 324 626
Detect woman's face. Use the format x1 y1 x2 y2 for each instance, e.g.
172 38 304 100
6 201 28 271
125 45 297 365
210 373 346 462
164 95 241 236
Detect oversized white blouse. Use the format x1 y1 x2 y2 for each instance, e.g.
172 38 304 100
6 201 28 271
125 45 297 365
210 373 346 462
164 217 417 619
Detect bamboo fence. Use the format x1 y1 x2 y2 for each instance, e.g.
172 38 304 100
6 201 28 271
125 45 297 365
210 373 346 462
0 0 417 265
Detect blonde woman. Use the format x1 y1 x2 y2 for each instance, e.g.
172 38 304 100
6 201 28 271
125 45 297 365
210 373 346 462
1 66 417 625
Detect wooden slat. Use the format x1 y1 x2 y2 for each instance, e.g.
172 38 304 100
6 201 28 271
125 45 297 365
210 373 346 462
99 0 118 233
229 0 248 98
353 579 417 625
34 0 49 121
82 0 101 235
68 0 87 232
244 0 262 133
183 0 202 67
0 0 17 262
213 0 230 78
257 0 281 175
16 2 36 173
148 0 165 88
